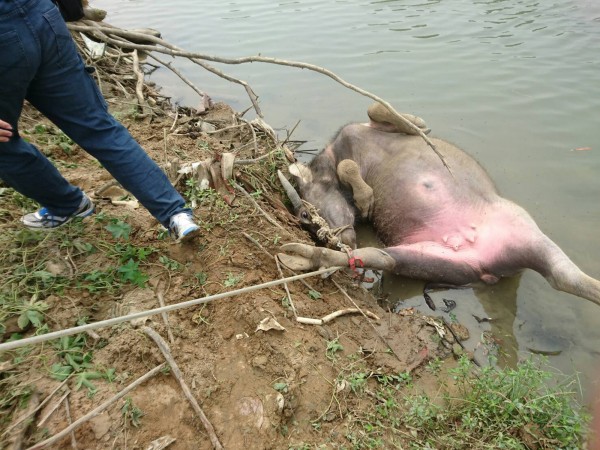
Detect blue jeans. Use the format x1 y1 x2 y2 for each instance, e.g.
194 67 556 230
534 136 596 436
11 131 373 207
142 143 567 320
0 0 189 227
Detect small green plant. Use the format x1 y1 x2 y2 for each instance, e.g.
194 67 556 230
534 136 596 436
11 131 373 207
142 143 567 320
121 397 144 428
105 220 131 240
223 272 242 288
426 357 443 374
117 259 148 287
347 372 369 394
344 357 588 448
17 300 48 330
196 140 211 151
112 243 155 263
273 382 289 394
80 270 117 294
308 289 322 300
159 255 182 271
194 272 208 285
49 333 113 393
325 338 344 361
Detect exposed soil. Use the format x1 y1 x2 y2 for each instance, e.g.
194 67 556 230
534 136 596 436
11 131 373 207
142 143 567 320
0 38 463 450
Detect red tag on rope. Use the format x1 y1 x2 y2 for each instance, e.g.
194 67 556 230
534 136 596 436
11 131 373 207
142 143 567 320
348 256 364 272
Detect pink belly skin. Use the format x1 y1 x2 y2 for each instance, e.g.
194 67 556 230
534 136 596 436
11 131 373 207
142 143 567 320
391 205 521 284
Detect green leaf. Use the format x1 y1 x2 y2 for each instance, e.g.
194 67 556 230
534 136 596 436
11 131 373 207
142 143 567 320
117 259 148 287
32 270 55 282
17 313 30 330
308 289 322 300
105 221 131 240
104 368 116 382
273 382 288 393
195 272 208 285
75 373 97 393
26 310 44 328
50 364 73 381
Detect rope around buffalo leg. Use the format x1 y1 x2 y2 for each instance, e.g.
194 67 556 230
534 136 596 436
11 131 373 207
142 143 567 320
302 200 368 277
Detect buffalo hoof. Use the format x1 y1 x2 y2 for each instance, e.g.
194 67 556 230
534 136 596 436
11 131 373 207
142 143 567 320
368 102 430 135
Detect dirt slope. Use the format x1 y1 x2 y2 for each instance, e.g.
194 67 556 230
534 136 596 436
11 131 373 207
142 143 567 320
0 74 454 449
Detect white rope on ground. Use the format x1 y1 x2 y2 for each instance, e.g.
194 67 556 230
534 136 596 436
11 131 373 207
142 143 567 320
0 267 341 353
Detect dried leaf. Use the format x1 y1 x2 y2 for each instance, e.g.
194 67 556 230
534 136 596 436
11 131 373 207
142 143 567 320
255 317 286 332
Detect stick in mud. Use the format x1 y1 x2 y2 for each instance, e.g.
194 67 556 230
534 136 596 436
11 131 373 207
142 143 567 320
26 364 166 450
142 327 224 450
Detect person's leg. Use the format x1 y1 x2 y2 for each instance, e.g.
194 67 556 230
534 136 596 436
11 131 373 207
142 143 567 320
0 0 83 216
24 0 191 227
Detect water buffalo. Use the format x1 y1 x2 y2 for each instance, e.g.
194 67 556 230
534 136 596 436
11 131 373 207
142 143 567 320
278 103 600 307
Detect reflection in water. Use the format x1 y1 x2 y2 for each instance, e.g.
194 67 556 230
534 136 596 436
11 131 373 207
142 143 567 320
380 271 522 367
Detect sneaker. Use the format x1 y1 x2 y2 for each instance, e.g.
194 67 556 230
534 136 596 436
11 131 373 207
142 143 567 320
169 212 200 242
21 194 95 229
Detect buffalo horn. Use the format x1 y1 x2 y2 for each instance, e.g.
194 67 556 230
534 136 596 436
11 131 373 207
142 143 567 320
277 170 303 211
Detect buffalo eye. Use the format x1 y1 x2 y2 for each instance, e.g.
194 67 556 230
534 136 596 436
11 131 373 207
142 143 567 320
301 211 309 220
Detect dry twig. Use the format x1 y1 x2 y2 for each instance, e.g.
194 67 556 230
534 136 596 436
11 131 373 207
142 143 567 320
37 390 70 428
8 392 39 450
156 290 175 344
142 327 223 450
26 364 166 450
2 378 70 439
232 181 287 233
64 396 78 450
296 308 380 325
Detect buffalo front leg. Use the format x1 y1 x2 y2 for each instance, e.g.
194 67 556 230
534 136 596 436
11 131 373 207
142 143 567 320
278 243 395 272
337 159 373 219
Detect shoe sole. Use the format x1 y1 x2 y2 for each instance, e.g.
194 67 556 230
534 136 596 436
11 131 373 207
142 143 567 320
22 203 95 230
176 226 200 243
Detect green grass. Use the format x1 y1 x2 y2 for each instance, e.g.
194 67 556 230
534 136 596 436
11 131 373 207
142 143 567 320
0 190 193 435
346 356 589 449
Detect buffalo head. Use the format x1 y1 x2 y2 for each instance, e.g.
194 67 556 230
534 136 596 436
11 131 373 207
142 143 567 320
278 158 367 249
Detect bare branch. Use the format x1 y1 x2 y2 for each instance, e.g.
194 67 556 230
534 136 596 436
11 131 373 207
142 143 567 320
67 21 449 169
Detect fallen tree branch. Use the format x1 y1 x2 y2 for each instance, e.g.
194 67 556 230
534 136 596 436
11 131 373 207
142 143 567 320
69 21 262 118
149 54 211 111
67 21 449 170
142 327 223 450
26 364 166 450
131 49 150 117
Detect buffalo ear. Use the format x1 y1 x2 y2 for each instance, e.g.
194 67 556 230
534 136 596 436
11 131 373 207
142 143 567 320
288 162 313 185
